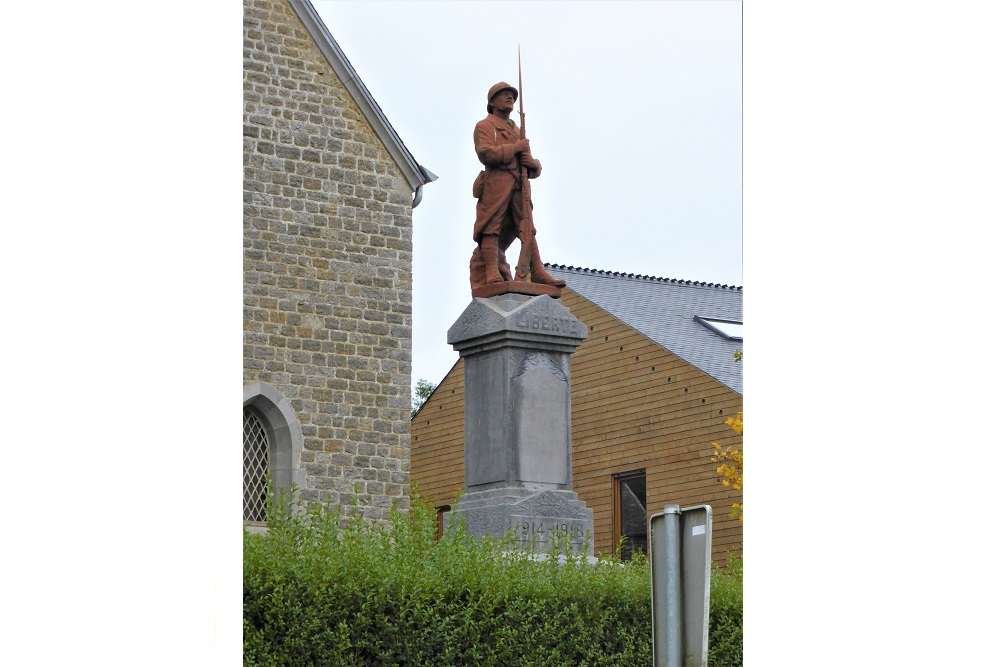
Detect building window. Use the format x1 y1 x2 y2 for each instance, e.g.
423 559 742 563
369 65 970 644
436 505 451 541
243 382 304 526
243 407 270 523
613 471 647 561
694 316 743 341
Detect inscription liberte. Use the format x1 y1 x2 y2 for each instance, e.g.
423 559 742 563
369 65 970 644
515 312 580 335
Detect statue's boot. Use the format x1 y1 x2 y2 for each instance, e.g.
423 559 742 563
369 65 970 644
523 236 566 288
469 247 485 290
481 234 505 285
497 247 514 282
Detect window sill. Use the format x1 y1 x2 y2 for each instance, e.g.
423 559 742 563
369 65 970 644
243 521 268 535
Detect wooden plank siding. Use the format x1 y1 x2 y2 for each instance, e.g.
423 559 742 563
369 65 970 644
410 360 465 506
410 288 743 564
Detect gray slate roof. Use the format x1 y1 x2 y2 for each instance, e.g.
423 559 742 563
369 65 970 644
546 265 743 395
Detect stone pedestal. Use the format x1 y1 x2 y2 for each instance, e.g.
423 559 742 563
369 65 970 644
446 292 593 554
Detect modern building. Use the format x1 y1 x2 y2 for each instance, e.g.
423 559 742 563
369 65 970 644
243 0 435 526
411 265 743 562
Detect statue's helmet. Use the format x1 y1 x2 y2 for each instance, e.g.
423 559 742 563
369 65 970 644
486 81 518 114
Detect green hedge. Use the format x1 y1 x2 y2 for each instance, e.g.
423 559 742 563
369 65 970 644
709 553 743 667
244 492 741 666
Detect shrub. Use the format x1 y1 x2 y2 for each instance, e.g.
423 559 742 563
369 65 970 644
244 490 742 666
708 553 743 667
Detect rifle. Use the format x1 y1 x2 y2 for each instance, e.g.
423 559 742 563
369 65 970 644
516 44 535 281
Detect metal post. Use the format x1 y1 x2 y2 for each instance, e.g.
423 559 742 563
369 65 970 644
651 504 713 667
662 504 683 667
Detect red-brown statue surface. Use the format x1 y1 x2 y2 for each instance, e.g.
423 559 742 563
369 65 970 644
469 81 566 294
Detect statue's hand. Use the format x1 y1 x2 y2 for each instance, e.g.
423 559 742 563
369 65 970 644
512 139 530 154
517 152 537 168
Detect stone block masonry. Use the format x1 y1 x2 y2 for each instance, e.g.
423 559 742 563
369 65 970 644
243 0 414 520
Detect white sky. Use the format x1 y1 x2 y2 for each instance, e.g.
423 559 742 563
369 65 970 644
313 0 742 390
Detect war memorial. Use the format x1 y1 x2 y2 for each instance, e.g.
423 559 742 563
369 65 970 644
445 79 594 555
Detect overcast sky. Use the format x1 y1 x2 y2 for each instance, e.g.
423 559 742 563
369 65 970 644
313 0 742 390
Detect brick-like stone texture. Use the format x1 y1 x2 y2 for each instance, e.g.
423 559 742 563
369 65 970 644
243 0 413 519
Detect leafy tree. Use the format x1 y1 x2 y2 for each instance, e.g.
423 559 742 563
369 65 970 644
411 378 437 418
711 351 743 522
711 414 743 522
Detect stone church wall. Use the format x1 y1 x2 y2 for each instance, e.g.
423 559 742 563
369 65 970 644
243 0 413 519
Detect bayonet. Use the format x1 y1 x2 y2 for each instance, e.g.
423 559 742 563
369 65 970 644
518 44 526 140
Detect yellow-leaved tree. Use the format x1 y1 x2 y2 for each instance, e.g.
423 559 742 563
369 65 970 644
711 350 743 522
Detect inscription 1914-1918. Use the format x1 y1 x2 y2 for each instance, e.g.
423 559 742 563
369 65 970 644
515 312 579 336
514 515 587 547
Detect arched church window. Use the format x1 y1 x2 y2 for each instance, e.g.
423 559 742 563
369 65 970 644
243 382 303 527
243 407 270 522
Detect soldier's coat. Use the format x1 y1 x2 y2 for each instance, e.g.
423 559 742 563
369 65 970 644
472 114 541 243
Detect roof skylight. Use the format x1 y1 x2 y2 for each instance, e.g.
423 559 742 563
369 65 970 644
695 317 743 341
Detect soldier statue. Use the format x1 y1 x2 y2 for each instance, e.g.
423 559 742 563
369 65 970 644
469 81 566 291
